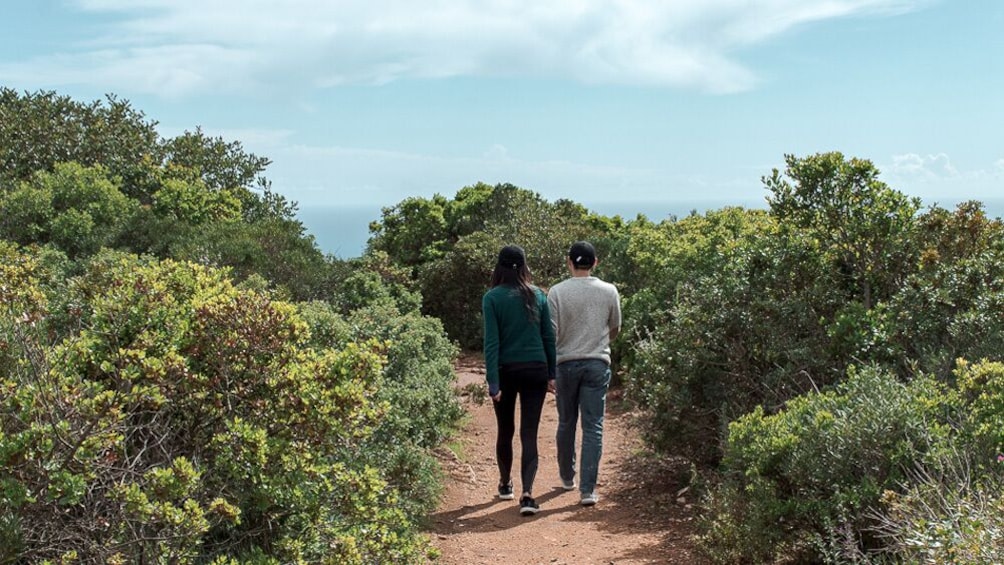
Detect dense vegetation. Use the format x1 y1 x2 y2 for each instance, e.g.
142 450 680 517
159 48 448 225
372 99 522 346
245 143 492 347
368 154 1004 562
610 154 1004 562
4 88 1004 563
0 89 461 563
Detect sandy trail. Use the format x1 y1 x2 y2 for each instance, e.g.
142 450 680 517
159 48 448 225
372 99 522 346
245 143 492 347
427 354 704 565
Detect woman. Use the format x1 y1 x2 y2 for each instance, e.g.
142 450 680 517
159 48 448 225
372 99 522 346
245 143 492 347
482 244 556 516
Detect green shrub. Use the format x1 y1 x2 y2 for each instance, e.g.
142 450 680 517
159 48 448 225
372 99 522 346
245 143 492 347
349 303 463 521
372 182 604 347
0 88 160 190
330 250 423 315
0 250 433 563
418 231 495 349
300 298 464 521
297 299 353 349
170 216 331 302
874 456 1004 564
883 214 1004 380
626 218 841 464
700 366 955 563
955 359 1004 469
345 304 463 448
0 162 136 258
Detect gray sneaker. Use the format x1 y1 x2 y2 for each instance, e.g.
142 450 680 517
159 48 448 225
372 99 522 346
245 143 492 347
561 478 576 491
580 492 599 506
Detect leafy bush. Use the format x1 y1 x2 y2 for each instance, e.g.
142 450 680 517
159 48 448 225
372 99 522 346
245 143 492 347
0 162 135 258
955 359 1004 467
875 457 1004 565
330 250 422 315
300 297 464 522
883 205 1004 379
418 231 497 349
344 304 462 449
371 182 605 347
0 88 160 190
854 356 1004 565
367 195 450 267
625 211 841 464
765 152 921 311
297 300 354 349
343 303 464 520
619 157 1004 475
699 366 955 563
0 249 434 563
170 216 331 301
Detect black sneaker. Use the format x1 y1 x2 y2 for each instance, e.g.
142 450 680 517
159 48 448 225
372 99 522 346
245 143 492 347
519 495 540 516
497 482 514 500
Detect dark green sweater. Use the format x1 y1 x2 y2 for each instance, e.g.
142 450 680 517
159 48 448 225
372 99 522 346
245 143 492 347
482 285 556 387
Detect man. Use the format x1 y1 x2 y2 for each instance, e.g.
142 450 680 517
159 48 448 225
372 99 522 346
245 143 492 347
547 241 621 506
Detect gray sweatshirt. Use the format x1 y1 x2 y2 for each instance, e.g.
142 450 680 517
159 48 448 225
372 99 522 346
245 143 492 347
547 276 621 365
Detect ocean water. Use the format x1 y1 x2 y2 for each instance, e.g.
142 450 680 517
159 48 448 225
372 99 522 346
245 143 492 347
295 199 763 259
297 204 383 259
297 197 1004 259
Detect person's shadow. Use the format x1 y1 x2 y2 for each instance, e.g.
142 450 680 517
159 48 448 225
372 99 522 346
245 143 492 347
428 486 580 534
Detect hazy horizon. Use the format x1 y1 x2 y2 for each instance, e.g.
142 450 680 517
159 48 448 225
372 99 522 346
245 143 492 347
300 195 1004 259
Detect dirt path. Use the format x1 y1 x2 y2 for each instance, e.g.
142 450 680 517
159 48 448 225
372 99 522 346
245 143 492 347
427 355 705 565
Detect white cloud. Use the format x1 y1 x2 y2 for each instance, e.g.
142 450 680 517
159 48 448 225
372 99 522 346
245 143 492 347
0 44 256 98
1 0 928 96
883 152 1001 201
890 152 959 179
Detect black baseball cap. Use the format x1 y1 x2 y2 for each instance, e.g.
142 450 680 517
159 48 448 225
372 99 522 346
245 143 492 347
569 241 596 268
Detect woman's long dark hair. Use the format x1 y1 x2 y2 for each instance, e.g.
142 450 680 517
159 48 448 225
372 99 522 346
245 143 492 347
491 261 538 323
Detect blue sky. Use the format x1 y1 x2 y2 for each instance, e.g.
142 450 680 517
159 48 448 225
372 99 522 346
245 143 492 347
1 1 1002 254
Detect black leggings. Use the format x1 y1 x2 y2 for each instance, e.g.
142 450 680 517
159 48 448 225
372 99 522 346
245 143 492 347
492 362 549 495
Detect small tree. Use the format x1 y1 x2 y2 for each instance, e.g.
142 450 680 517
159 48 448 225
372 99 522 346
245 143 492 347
0 88 160 191
368 195 450 267
765 152 920 309
0 162 135 258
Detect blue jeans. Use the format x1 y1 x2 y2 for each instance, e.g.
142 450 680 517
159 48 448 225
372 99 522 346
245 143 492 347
555 359 611 495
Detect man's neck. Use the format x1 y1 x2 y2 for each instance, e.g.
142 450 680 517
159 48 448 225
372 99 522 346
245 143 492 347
571 269 592 278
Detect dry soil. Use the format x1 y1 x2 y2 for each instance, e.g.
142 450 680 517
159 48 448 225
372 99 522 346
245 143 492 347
427 354 706 565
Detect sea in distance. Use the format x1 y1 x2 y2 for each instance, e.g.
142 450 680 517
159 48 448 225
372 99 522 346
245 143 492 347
298 196 1004 259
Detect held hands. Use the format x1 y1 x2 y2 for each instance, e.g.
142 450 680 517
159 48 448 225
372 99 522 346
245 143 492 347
547 379 557 394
